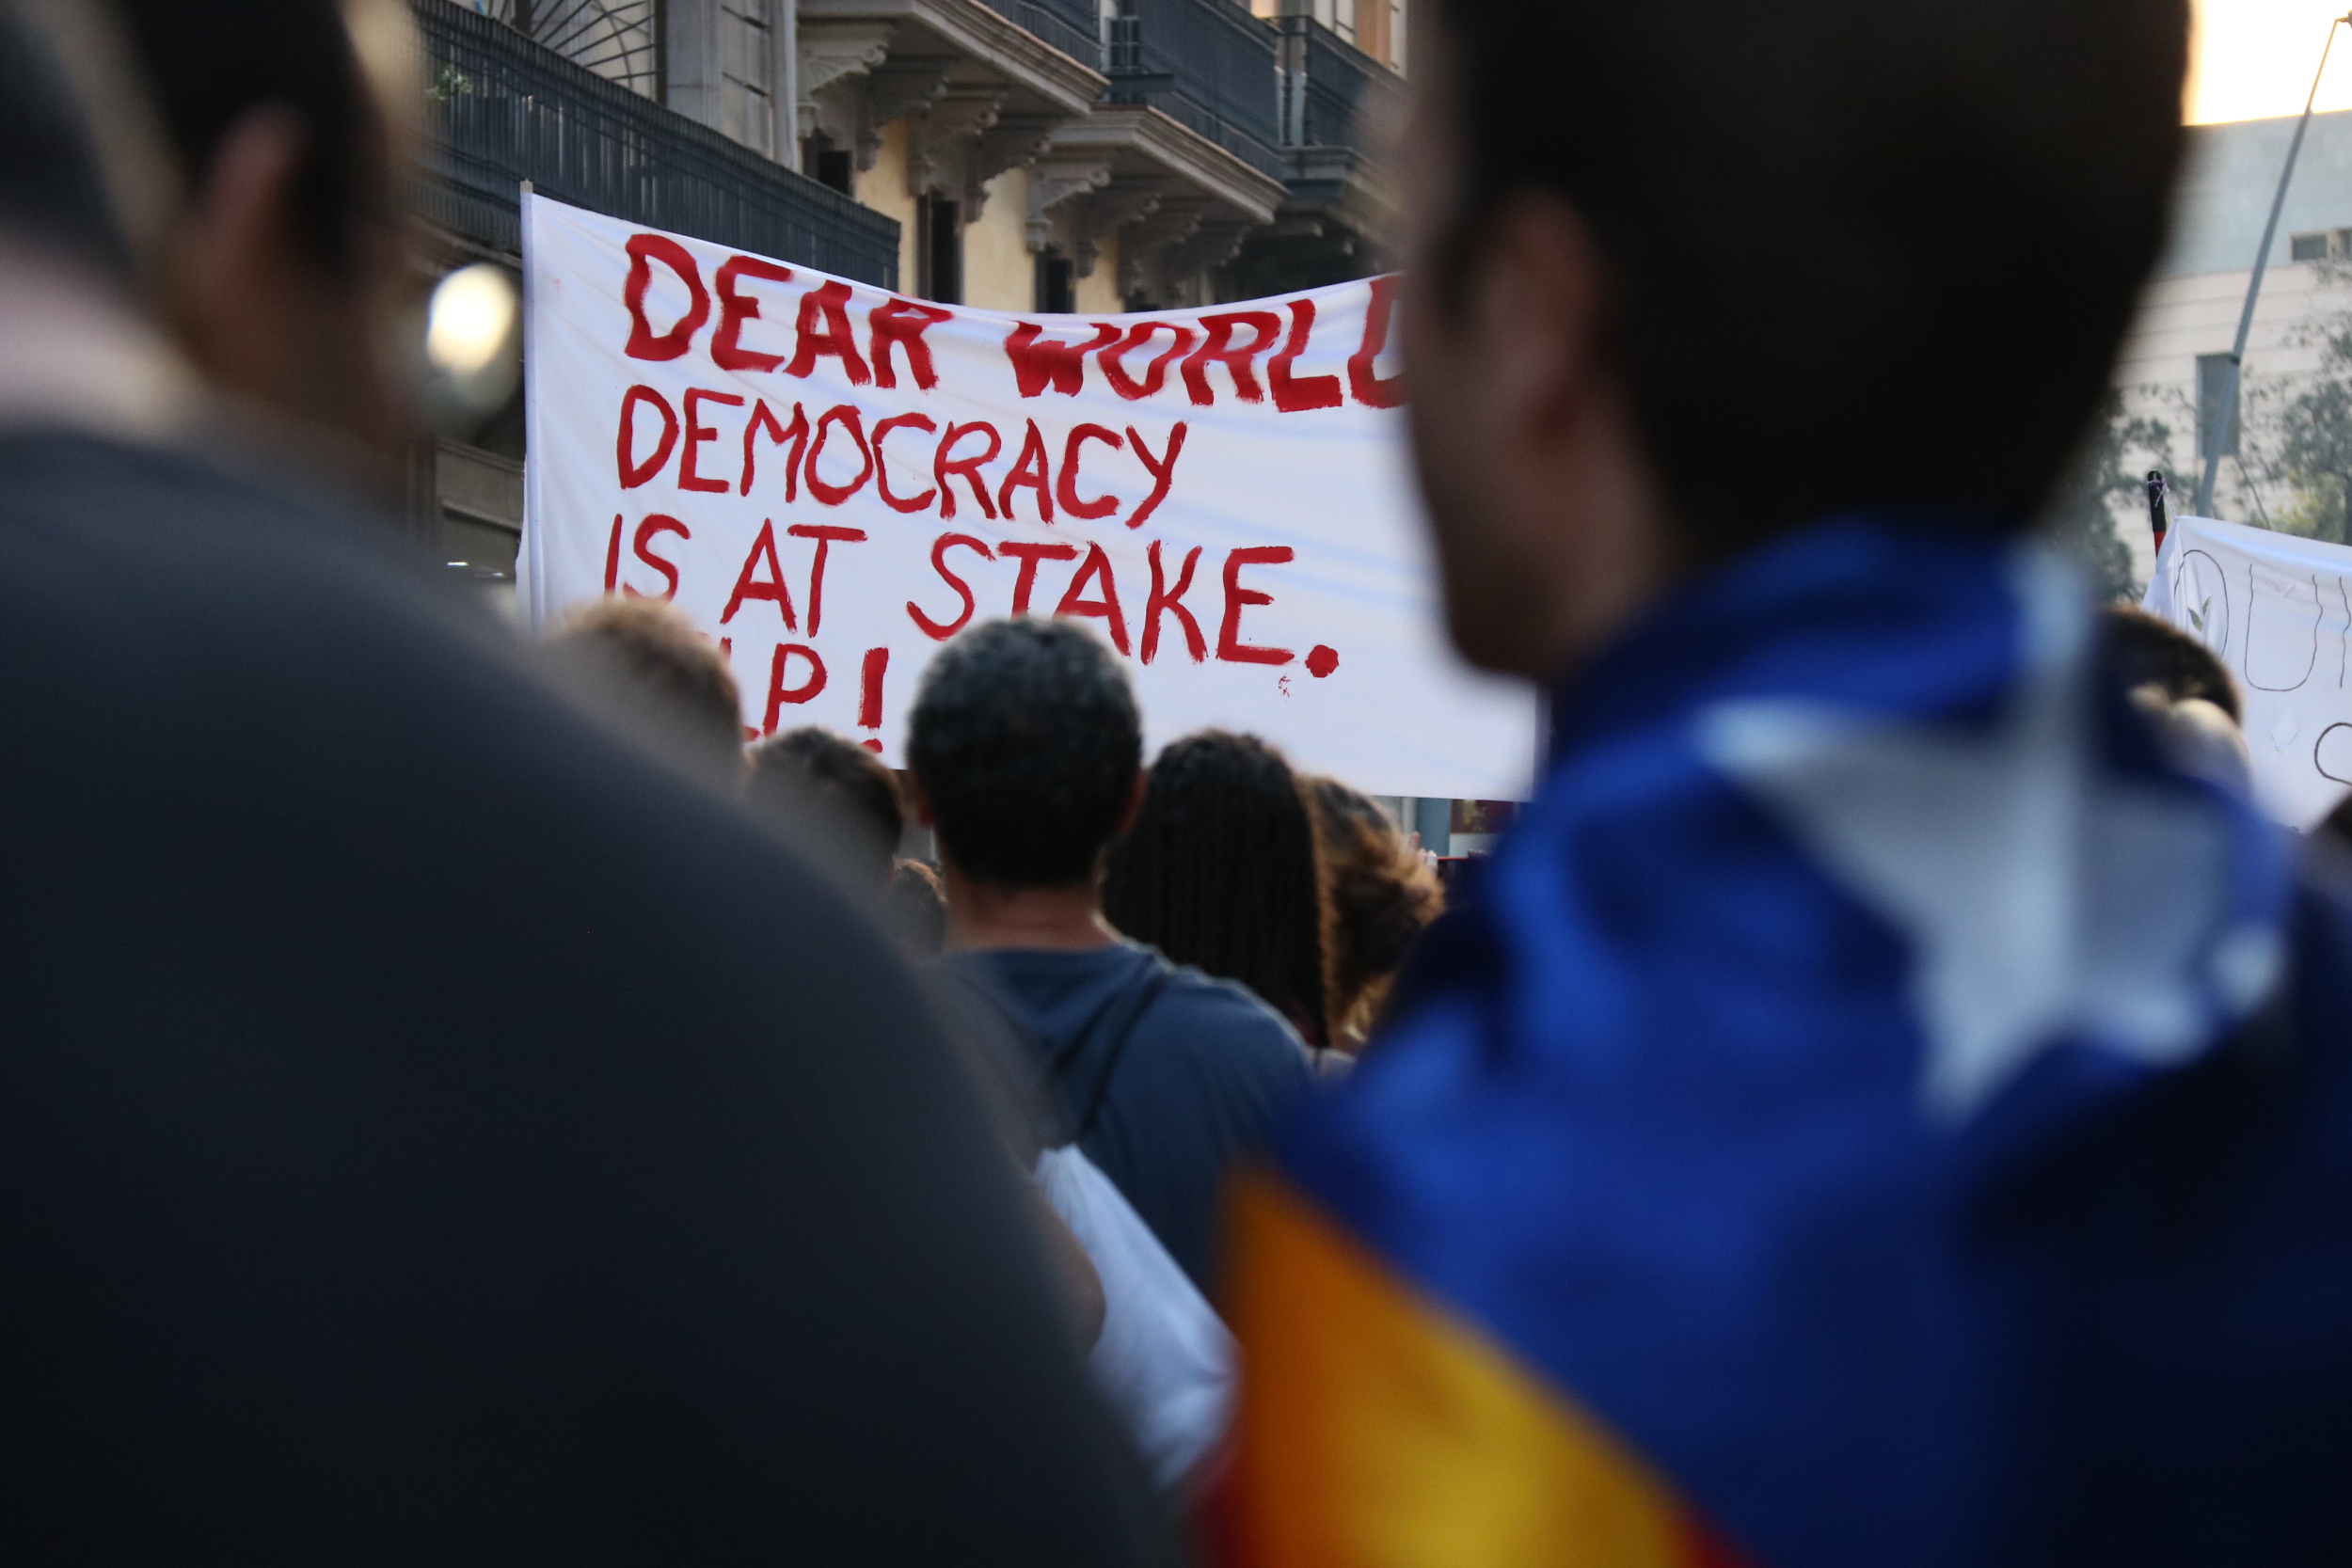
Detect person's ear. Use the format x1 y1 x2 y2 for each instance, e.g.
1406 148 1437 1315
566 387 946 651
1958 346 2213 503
1113 769 1148 836
1471 189 1609 457
906 773 939 829
152 102 410 493
155 105 312 399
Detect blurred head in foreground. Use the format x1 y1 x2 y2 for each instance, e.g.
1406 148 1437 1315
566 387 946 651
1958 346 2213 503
0 1 194 441
0 10 121 274
554 598 744 781
1403 0 2187 679
2106 606 2240 723
108 0 417 484
746 725 905 893
1104 732 1329 1045
1301 776 1443 1049
0 20 1181 1560
0 0 416 483
2106 607 2249 794
907 619 1142 901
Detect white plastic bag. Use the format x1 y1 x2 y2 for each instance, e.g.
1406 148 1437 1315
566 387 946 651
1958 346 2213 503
1034 1146 1235 1489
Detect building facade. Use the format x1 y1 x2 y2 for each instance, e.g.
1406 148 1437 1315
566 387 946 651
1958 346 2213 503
409 0 1406 599
2109 109 2352 586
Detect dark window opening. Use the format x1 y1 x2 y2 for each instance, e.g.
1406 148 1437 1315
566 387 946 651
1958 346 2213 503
1035 253 1076 313
2197 352 2241 460
803 142 854 196
918 195 962 305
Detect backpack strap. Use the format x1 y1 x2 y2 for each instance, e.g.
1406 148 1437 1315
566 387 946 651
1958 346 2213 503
1072 965 1175 1144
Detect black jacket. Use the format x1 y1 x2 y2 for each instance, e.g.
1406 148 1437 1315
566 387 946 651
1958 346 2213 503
0 433 1171 1565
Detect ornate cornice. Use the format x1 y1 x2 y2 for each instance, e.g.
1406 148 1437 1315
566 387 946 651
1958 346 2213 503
1025 153 1114 251
1043 105 1285 226
798 0 1107 117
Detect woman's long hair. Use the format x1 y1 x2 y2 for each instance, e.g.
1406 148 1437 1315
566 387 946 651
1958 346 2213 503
1104 731 1330 1045
1302 776 1444 1047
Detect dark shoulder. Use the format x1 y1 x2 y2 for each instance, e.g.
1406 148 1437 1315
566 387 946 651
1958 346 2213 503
0 433 516 697
0 431 913 1030
1139 960 1316 1084
2294 839 2352 1000
0 431 391 569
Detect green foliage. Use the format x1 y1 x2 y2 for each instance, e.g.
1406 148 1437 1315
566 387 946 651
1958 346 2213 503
2041 390 2178 601
2275 278 2352 544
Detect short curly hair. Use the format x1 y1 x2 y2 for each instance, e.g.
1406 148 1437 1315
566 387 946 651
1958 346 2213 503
908 619 1141 888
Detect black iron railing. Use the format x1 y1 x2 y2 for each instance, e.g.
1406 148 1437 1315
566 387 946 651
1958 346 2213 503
410 0 899 284
1104 0 1284 182
1277 14 1400 158
978 0 1105 69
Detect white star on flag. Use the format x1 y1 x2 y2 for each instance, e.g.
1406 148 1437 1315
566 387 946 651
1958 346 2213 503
1700 552 2281 1122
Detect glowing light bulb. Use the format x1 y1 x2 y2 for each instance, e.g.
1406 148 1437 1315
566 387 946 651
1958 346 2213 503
426 263 516 378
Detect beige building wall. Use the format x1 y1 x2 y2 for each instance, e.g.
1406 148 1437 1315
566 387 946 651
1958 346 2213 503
1248 0 1408 71
962 166 1035 311
856 120 922 294
1076 230 1122 314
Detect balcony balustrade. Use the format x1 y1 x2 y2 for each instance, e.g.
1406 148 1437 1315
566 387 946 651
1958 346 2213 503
976 0 1105 68
1104 0 1286 182
1276 12 1401 161
412 0 900 283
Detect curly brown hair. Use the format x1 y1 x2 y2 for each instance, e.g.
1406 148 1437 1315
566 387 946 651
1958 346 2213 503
1303 777 1443 1049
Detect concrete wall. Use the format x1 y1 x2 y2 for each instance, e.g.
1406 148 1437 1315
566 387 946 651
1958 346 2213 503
1077 230 1122 314
850 135 1109 314
2158 110 2352 279
858 119 923 295
963 166 1035 310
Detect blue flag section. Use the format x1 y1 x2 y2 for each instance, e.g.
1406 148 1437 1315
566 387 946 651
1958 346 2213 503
1221 515 2352 1567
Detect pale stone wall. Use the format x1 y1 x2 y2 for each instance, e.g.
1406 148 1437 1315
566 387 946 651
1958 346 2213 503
1076 230 1122 314
961 166 1035 310
852 130 1118 313
855 120 922 295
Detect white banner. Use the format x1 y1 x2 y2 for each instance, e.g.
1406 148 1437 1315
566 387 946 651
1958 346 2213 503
2143 512 2352 826
519 194 1536 799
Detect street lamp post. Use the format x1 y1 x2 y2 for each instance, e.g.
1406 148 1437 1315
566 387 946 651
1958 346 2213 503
2193 11 2352 520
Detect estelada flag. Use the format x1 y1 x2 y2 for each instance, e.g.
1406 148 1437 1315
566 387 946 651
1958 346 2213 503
1210 514 2352 1566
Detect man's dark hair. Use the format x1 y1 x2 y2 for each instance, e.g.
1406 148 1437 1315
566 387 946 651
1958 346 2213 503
1104 732 1328 1045
908 619 1141 889
1432 0 2188 549
2106 606 2240 722
556 598 743 767
748 727 905 887
111 0 389 274
0 6 125 271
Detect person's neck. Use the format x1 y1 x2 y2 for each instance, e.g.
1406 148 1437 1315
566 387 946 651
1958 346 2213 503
942 865 1121 953
0 237 199 443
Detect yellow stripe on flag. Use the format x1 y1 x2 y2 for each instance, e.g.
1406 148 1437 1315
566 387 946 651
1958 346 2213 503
1219 1176 1737 1568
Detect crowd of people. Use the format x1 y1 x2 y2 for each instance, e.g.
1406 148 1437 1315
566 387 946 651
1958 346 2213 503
553 598 1447 1483
9 0 2352 1560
